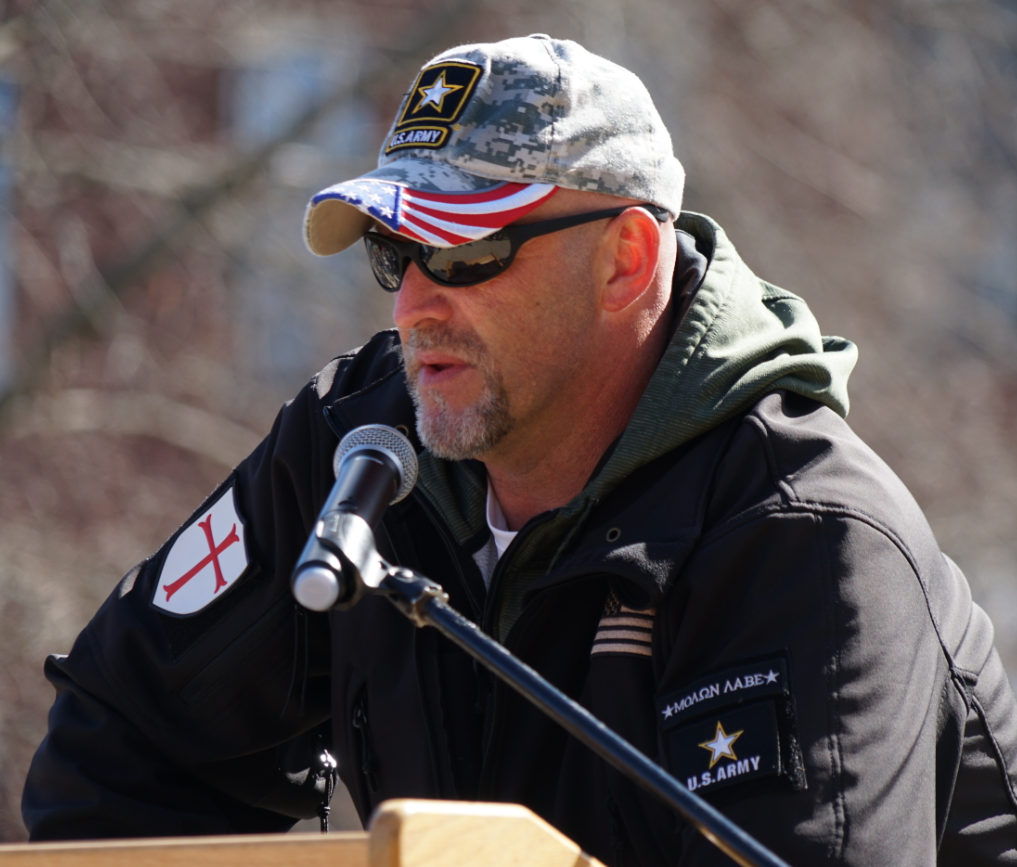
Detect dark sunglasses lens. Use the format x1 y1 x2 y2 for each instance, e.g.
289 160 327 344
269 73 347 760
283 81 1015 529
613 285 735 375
420 235 514 285
365 237 404 291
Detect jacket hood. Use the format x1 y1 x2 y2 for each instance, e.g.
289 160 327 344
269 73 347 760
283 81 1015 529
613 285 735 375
587 211 857 503
415 211 857 638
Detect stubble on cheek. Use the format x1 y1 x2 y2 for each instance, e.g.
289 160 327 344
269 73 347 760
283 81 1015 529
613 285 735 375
403 325 514 461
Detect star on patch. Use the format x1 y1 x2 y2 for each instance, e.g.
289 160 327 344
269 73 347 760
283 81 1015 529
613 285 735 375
765 669 779 683
699 721 743 769
415 72 463 113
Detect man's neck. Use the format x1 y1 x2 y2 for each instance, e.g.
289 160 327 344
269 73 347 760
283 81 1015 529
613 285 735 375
484 426 618 531
483 333 665 531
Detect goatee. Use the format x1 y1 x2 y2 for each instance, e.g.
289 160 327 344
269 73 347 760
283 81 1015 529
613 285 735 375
403 326 513 461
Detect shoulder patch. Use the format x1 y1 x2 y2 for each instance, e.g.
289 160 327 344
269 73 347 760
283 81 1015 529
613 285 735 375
657 656 806 800
386 61 482 154
152 486 250 616
591 588 654 658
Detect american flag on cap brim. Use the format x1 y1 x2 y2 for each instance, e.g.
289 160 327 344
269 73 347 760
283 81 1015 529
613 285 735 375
310 180 556 247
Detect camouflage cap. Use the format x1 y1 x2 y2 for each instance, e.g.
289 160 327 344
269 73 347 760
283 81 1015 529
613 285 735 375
304 34 684 254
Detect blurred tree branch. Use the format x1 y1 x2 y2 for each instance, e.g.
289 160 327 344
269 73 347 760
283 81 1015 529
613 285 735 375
0 0 476 424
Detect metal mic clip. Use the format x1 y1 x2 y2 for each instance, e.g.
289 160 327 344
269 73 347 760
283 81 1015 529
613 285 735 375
291 510 385 611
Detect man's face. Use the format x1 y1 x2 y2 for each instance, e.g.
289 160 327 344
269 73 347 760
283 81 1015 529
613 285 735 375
393 192 605 463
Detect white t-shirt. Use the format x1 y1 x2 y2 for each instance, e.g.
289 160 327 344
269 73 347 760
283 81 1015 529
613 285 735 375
471 481 518 589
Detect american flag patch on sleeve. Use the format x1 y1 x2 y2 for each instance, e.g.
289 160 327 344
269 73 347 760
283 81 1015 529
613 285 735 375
590 589 655 658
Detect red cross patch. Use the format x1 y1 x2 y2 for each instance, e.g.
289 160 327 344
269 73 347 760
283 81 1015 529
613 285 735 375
153 486 249 616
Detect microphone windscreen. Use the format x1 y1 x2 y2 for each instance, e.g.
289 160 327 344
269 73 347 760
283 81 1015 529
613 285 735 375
333 424 419 504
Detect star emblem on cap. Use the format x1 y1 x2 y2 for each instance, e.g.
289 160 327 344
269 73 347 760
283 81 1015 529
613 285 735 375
698 721 743 769
414 72 463 113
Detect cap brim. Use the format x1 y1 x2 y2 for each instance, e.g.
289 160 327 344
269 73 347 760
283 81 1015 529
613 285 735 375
304 156 556 255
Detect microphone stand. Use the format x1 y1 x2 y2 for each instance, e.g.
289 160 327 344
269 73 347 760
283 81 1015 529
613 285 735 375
376 565 792 867
295 425 789 865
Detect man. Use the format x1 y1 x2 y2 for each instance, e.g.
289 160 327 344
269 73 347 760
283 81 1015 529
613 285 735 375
23 34 1017 865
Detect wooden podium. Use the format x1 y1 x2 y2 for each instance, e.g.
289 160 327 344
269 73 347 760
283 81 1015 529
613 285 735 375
0 800 606 867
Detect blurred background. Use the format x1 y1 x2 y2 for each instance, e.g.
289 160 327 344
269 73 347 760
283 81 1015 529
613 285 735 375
0 0 1014 841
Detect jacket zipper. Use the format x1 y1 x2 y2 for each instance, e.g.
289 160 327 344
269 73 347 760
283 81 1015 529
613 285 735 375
351 693 378 796
481 510 556 637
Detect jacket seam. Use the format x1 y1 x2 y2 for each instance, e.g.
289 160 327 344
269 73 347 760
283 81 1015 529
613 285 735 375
782 502 959 678
734 412 961 673
330 361 404 412
311 347 369 400
743 414 796 505
969 691 1017 812
952 665 979 685
308 374 326 515
697 498 813 547
815 512 847 860
704 493 961 674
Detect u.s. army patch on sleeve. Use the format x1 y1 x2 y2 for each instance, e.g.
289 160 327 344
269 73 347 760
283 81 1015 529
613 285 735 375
152 486 249 616
657 656 806 800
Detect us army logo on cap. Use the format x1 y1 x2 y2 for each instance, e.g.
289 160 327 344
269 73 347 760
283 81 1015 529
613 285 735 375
385 61 482 154
658 656 806 798
152 486 249 616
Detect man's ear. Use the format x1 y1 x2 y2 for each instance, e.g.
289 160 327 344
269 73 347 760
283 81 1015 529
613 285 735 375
598 207 662 313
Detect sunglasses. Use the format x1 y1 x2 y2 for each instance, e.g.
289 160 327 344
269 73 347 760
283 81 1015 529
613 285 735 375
363 203 670 291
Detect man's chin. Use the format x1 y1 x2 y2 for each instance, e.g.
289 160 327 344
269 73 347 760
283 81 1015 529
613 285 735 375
405 353 512 462
414 403 512 462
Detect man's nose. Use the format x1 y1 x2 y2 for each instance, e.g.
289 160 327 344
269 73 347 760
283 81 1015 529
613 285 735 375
392 263 454 331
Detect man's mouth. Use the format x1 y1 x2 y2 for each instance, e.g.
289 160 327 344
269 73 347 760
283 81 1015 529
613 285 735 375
415 351 468 370
408 343 473 374
414 353 471 387
403 326 488 396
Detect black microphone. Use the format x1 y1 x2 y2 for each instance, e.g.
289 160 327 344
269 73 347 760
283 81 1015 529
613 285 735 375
291 424 418 612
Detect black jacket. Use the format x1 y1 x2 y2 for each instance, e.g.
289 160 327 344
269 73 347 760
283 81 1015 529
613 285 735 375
22 328 1017 865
